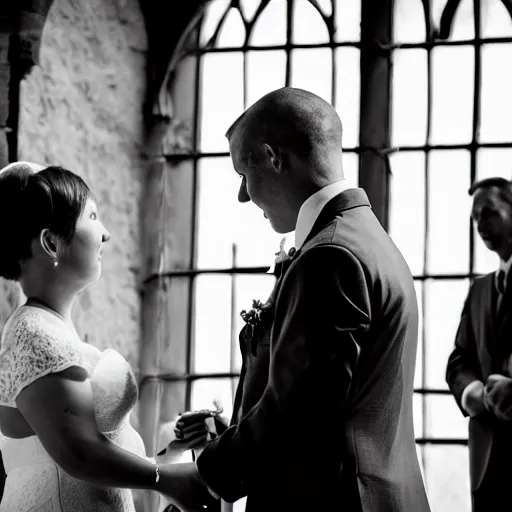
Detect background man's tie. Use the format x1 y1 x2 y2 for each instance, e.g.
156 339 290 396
497 270 506 295
497 269 506 317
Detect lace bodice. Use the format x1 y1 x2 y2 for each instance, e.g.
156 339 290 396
0 306 138 430
91 347 139 433
0 307 87 407
0 305 146 511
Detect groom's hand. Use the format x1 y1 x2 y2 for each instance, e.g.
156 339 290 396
484 374 512 420
174 410 223 452
157 462 216 512
155 417 209 465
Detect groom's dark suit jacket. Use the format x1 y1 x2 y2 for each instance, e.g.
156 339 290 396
197 188 430 512
447 271 512 499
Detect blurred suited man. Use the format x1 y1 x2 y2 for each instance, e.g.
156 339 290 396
447 177 512 511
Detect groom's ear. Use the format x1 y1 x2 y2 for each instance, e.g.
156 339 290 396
263 143 283 173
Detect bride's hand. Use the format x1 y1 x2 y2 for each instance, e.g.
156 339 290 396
157 462 215 512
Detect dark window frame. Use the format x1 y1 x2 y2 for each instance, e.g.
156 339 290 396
141 0 512 450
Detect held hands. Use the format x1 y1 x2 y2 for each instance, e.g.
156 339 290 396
157 404 224 463
155 417 207 465
155 404 226 510
154 410 221 512
174 407 228 459
464 380 488 417
174 410 216 457
157 462 216 512
484 374 512 421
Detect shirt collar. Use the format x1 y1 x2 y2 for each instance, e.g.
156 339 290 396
294 179 355 249
499 254 512 277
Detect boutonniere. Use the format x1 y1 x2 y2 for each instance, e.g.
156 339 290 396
275 237 296 262
241 239 297 356
240 299 273 356
275 237 289 264
268 237 297 275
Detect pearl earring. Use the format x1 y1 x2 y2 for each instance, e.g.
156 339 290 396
54 260 58 267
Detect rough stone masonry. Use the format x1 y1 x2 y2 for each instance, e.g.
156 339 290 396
2 0 148 375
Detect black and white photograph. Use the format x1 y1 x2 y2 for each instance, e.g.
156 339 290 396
0 0 511 511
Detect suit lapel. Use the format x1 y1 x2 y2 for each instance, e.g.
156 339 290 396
230 364 245 426
230 189 371 427
497 271 512 328
230 256 295 426
496 271 512 370
474 272 506 377
301 188 371 248
484 274 498 361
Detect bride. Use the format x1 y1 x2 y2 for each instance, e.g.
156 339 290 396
0 162 213 511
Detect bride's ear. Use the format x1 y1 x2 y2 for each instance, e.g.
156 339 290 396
39 229 59 260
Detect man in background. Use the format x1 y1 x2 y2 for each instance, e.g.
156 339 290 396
447 177 512 511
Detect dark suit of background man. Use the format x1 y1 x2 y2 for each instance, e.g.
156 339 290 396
447 178 512 512
162 87 431 512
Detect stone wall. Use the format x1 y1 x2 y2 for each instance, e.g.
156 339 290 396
14 0 148 370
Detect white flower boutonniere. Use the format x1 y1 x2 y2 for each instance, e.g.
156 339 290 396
268 237 296 274
275 237 289 264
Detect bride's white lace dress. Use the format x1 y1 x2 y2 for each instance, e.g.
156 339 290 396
0 305 147 511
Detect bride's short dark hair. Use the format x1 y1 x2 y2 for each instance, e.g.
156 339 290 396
0 164 92 281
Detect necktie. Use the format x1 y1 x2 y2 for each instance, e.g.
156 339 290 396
497 270 506 319
497 270 506 295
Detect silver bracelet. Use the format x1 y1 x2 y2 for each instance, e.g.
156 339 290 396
148 457 160 484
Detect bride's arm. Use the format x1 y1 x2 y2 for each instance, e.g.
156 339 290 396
16 365 162 491
16 367 214 510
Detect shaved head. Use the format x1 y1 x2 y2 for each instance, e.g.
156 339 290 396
226 87 345 234
226 87 343 172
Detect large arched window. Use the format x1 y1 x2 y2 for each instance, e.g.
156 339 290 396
190 0 361 418
155 1 512 511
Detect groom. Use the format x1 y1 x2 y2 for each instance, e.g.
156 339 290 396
162 87 431 512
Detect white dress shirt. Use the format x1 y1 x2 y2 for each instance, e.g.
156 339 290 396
267 179 356 274
461 254 512 415
497 254 512 291
294 179 356 249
